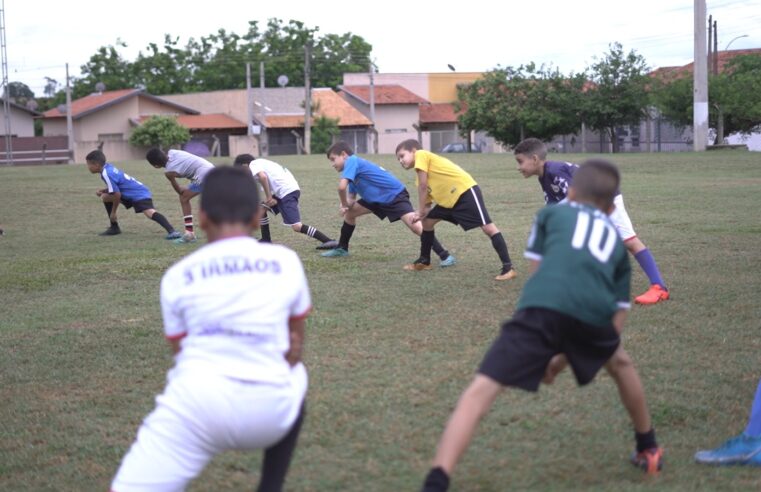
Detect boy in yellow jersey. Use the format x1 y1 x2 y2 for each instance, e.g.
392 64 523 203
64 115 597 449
395 139 516 280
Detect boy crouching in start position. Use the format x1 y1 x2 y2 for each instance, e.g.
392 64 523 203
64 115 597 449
111 166 310 492
421 160 663 492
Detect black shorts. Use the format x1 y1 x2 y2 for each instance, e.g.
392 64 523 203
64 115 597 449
358 189 414 223
122 198 155 213
427 185 492 231
478 308 620 392
269 191 302 226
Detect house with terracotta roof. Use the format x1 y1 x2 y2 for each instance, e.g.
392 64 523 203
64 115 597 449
342 73 504 153
161 87 372 156
40 88 254 163
0 98 39 137
339 84 429 154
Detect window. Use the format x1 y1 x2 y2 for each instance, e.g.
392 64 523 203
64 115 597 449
98 133 124 141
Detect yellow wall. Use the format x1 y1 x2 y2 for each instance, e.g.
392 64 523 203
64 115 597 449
427 72 482 103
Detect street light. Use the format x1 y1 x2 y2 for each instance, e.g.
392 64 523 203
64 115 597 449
724 34 749 52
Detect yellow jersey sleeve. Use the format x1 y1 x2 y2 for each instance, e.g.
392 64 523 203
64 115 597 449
413 150 477 208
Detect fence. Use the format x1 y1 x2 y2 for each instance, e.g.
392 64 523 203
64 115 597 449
0 136 70 165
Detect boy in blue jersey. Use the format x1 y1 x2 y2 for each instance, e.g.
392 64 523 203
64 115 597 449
86 150 180 239
514 138 669 305
420 160 662 492
321 141 455 267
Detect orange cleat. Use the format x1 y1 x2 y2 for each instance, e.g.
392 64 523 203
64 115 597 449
495 269 518 281
630 446 664 475
403 259 432 271
634 284 669 305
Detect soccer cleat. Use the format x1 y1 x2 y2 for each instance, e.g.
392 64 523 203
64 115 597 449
439 255 457 268
694 434 761 465
403 258 432 271
630 447 663 475
173 232 197 244
99 225 121 236
316 239 340 250
321 247 349 257
634 284 669 305
164 231 182 240
495 269 517 281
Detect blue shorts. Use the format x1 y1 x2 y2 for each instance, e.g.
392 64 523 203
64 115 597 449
271 191 301 226
188 181 203 193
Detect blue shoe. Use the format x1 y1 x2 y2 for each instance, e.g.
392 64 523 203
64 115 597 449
165 231 182 240
321 247 349 257
695 434 761 465
173 232 197 245
439 255 456 267
316 239 339 250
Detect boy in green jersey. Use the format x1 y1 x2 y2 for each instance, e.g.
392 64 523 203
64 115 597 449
420 159 662 492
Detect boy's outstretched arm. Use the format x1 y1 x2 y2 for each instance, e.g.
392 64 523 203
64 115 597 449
337 178 352 210
164 173 184 195
285 318 306 367
415 169 431 221
257 171 275 205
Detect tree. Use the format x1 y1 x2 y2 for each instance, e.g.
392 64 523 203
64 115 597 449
651 54 761 144
43 77 59 98
129 115 190 149
73 19 373 96
582 43 651 153
76 40 137 98
3 82 35 104
310 115 341 154
455 64 585 147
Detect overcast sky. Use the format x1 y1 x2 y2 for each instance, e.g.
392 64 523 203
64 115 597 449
6 0 761 97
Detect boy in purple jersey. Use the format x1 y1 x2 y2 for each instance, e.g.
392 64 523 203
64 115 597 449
513 138 669 305
86 150 180 239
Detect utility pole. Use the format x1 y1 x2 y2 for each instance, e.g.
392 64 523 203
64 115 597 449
246 63 252 137
65 63 74 163
369 60 377 153
693 0 708 151
0 0 11 164
713 20 718 75
303 42 311 155
259 61 267 156
708 15 713 72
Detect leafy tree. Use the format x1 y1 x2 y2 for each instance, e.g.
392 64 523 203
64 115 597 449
651 54 761 143
129 115 190 149
582 43 651 153
76 40 137 98
455 64 585 147
43 77 59 98
4 82 35 103
310 115 341 154
74 19 372 96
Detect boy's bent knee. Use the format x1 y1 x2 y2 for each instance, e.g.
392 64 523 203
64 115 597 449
606 348 634 375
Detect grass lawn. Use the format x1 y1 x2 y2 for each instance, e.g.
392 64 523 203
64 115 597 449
1 150 760 491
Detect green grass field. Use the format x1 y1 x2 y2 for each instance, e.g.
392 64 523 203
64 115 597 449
1 150 760 491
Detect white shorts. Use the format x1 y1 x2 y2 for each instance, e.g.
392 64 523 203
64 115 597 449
111 363 307 492
610 194 637 242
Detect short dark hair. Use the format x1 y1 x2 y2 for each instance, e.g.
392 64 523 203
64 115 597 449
514 138 547 159
571 159 620 210
326 141 354 158
200 166 260 225
395 139 421 154
233 153 256 166
86 149 106 165
146 148 168 167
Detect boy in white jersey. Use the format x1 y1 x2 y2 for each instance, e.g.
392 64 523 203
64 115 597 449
111 166 310 492
234 154 338 249
146 148 215 244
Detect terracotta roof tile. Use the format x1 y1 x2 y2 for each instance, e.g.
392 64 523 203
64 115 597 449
42 89 139 118
340 85 429 105
650 48 761 80
419 103 464 124
312 89 372 126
